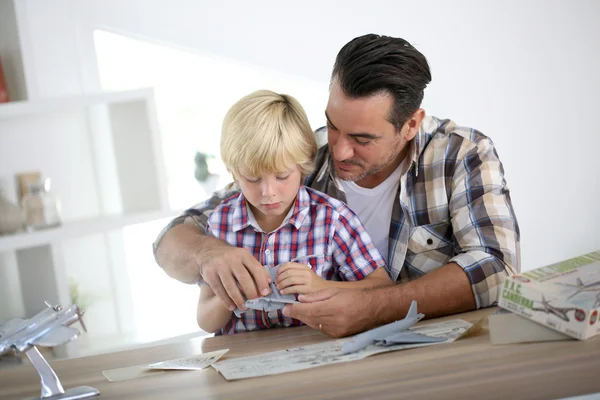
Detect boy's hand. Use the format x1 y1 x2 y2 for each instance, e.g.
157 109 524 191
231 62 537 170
276 262 329 295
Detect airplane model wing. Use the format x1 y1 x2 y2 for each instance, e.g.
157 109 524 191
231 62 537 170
376 331 446 346
341 301 424 354
31 326 80 347
0 318 26 355
0 318 26 338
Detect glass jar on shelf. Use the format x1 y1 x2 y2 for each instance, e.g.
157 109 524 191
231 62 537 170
22 178 62 230
0 188 24 235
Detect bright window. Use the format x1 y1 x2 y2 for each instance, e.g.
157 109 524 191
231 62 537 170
94 29 328 341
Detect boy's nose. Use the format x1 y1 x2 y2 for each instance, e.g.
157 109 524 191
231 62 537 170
261 181 275 197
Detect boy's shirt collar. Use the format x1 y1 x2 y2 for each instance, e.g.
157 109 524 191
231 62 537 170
231 186 311 233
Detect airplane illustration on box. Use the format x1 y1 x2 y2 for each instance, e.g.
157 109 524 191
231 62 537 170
556 277 600 299
531 295 577 322
0 302 99 400
499 251 600 340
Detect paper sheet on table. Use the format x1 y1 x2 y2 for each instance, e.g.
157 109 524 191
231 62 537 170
102 365 164 382
147 349 229 370
212 319 471 380
102 349 229 381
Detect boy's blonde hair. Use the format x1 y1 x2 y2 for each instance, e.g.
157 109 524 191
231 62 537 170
220 90 317 179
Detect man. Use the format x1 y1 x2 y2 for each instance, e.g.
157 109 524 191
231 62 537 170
154 34 520 337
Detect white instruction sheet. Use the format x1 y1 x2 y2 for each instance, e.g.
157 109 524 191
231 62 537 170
148 349 229 370
213 319 471 380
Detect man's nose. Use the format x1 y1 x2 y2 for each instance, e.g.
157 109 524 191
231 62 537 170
332 135 354 161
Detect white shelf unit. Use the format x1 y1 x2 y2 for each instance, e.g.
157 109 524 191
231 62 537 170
0 209 179 253
0 88 175 358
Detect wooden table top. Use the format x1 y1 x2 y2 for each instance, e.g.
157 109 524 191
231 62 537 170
1 308 599 400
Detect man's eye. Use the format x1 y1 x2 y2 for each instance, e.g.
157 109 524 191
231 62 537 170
355 138 372 146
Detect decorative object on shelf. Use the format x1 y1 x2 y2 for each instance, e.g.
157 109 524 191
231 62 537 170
16 170 42 203
194 151 221 195
194 151 213 183
69 278 97 312
0 56 9 103
0 189 24 235
22 178 62 230
0 302 100 399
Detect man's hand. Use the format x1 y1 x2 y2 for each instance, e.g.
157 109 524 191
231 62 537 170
282 288 380 338
276 262 329 295
198 241 271 311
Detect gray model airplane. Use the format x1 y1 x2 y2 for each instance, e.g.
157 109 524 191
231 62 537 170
531 295 577 322
234 263 299 317
556 277 600 299
341 301 445 354
234 254 324 317
0 302 99 400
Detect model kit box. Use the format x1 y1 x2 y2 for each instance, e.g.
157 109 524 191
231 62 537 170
498 250 600 340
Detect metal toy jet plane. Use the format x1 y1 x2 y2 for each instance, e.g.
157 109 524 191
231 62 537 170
0 302 99 400
341 301 445 354
531 295 577 322
556 277 600 299
234 254 324 317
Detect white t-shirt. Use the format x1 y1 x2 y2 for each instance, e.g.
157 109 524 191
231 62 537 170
339 164 403 261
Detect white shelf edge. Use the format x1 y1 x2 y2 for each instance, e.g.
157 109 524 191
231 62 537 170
0 209 181 253
0 88 155 119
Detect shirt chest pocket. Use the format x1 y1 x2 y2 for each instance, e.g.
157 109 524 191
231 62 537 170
408 220 453 254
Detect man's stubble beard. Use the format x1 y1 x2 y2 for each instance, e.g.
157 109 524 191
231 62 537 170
331 138 405 183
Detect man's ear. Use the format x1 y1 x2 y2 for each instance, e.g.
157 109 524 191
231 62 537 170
403 109 425 141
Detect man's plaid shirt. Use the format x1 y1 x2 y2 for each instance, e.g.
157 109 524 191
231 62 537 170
154 115 520 309
206 186 385 334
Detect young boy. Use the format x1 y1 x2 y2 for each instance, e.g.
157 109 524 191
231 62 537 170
197 90 392 335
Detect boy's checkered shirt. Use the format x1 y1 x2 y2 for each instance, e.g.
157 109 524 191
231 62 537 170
207 186 386 335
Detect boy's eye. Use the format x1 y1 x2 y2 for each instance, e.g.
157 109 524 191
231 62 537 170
245 177 261 183
276 175 290 181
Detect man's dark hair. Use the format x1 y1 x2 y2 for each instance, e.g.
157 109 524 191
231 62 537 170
332 34 431 131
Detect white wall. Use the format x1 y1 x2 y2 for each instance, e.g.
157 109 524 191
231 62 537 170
11 0 600 273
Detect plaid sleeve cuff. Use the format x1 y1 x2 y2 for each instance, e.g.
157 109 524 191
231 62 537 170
451 251 513 308
333 211 387 281
339 252 385 281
